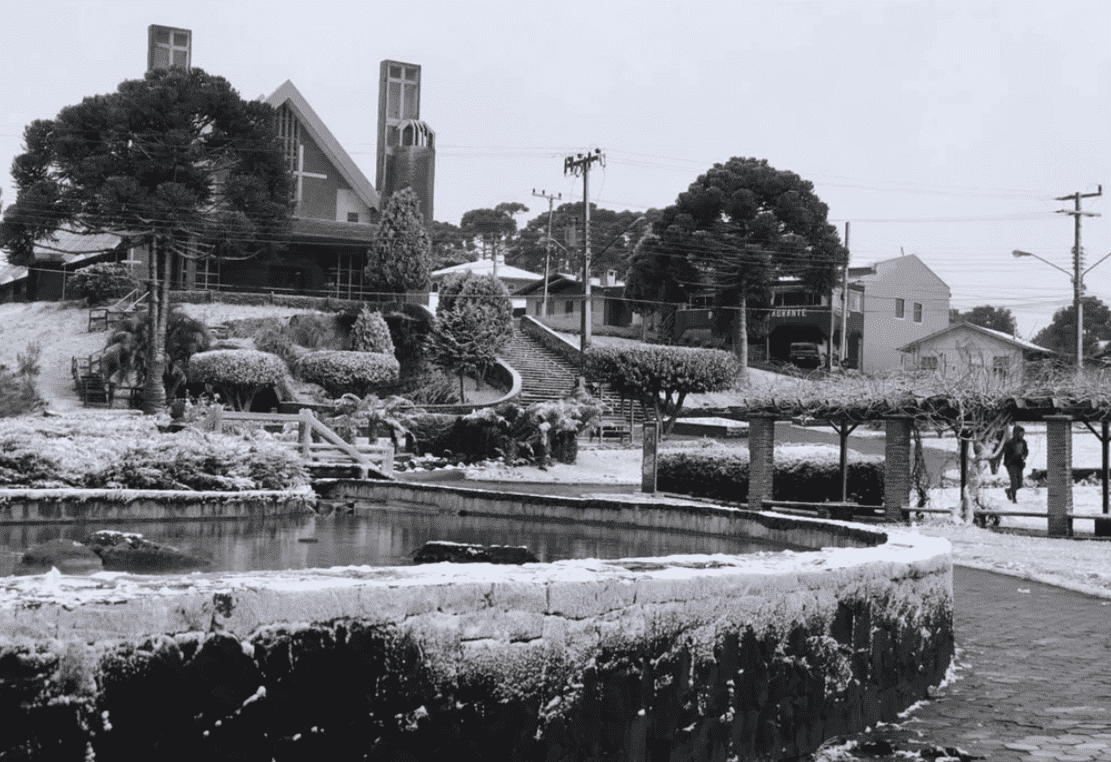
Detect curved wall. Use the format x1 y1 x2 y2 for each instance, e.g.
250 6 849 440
0 487 952 761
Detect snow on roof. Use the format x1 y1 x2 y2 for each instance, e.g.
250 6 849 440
0 263 27 286
32 229 122 265
431 259 543 281
898 321 1053 354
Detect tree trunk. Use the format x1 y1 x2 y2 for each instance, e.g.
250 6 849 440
733 289 748 384
458 372 466 403
141 238 167 414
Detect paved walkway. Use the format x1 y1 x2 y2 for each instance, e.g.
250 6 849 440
847 566 1111 761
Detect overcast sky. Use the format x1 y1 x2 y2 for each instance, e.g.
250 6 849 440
2 0 1109 337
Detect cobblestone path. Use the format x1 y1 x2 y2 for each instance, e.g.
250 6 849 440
839 566 1111 761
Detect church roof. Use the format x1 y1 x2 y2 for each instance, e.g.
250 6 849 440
265 80 380 211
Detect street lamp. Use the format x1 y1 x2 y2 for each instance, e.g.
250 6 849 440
1013 248 1111 368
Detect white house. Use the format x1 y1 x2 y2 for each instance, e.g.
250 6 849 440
427 259 543 312
849 254 951 373
898 322 1053 382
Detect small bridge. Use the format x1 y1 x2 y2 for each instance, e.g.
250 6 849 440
205 407 394 480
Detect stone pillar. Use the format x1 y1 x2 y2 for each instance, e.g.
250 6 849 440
1045 415 1073 538
747 415 776 509
884 416 913 522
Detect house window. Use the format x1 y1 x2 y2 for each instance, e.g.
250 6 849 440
565 300 574 314
913 302 923 323
993 356 1011 379
848 291 863 312
920 356 938 371
347 212 360 223
895 298 905 319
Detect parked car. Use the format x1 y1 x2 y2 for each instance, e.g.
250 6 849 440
788 342 823 369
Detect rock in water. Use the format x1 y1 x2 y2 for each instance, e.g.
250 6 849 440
82 530 210 573
21 539 103 573
413 541 538 565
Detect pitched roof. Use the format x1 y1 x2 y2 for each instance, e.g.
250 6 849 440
431 259 543 281
32 229 123 265
265 80 379 211
0 263 27 286
851 253 950 294
898 321 1053 354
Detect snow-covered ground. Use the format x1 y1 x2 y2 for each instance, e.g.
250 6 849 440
464 442 1111 600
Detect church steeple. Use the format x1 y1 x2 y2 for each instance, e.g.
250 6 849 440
147 25 191 71
377 60 435 226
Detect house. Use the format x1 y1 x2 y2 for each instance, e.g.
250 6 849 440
0 263 29 304
25 230 131 302
428 259 543 312
849 254 950 373
670 277 865 366
898 322 1053 381
514 271 631 331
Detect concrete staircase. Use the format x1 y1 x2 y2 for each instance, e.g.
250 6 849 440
499 330 580 406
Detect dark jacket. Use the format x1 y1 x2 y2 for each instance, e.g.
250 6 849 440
1002 437 1028 468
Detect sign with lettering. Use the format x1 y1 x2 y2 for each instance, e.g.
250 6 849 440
772 308 808 318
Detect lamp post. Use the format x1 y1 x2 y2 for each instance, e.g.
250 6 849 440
1013 248 1111 368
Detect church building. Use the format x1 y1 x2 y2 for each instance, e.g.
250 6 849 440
146 24 435 300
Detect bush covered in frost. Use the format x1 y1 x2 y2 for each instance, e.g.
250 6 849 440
296 350 400 397
188 349 287 410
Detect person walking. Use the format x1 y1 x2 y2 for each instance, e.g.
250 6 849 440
1002 425 1028 503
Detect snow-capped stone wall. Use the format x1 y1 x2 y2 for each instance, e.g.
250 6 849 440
0 492 952 761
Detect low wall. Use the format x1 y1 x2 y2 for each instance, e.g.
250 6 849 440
0 486 952 761
0 489 316 524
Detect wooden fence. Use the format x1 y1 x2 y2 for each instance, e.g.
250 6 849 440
207 407 393 479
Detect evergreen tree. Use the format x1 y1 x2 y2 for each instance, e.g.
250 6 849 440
426 272 513 402
0 67 291 413
364 187 432 294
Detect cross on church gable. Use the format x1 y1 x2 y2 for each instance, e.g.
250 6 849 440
294 144 328 203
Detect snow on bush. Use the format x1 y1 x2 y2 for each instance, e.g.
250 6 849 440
350 308 395 355
658 444 884 505
188 349 287 410
0 414 307 491
295 350 400 397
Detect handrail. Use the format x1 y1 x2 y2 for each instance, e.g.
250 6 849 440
207 407 392 479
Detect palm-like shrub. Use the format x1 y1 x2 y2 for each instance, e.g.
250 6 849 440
188 349 287 410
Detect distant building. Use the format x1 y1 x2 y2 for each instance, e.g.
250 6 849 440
515 271 630 332
898 322 1053 382
849 254 950 373
428 259 543 312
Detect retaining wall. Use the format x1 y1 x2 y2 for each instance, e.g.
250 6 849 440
0 489 316 524
0 486 952 761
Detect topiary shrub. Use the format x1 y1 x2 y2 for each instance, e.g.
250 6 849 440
67 262 141 306
187 349 287 411
585 345 738 435
287 313 347 350
351 308 396 355
658 444 884 506
295 350 400 398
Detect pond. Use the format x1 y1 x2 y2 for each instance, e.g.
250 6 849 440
0 503 805 575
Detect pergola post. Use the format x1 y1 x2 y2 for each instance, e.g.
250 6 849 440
748 414 776 509
1045 414 1073 538
884 415 913 522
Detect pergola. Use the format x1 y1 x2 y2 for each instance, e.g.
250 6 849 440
691 376 1111 538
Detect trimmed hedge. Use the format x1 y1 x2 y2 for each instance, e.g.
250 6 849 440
188 349 287 410
351 308 396 354
658 444 884 506
296 350 400 397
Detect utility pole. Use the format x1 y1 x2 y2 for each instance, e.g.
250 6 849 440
564 149 605 364
532 188 561 319
1056 186 1102 369
840 222 850 370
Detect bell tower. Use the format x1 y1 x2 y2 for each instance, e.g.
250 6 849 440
376 60 435 225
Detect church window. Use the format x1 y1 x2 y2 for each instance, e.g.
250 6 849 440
402 125 414 146
388 82 402 120
275 105 301 178
389 65 402 79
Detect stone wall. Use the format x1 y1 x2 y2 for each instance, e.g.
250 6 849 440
0 493 952 761
0 489 315 525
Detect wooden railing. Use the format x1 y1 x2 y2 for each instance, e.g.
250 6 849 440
88 289 149 332
206 407 394 479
